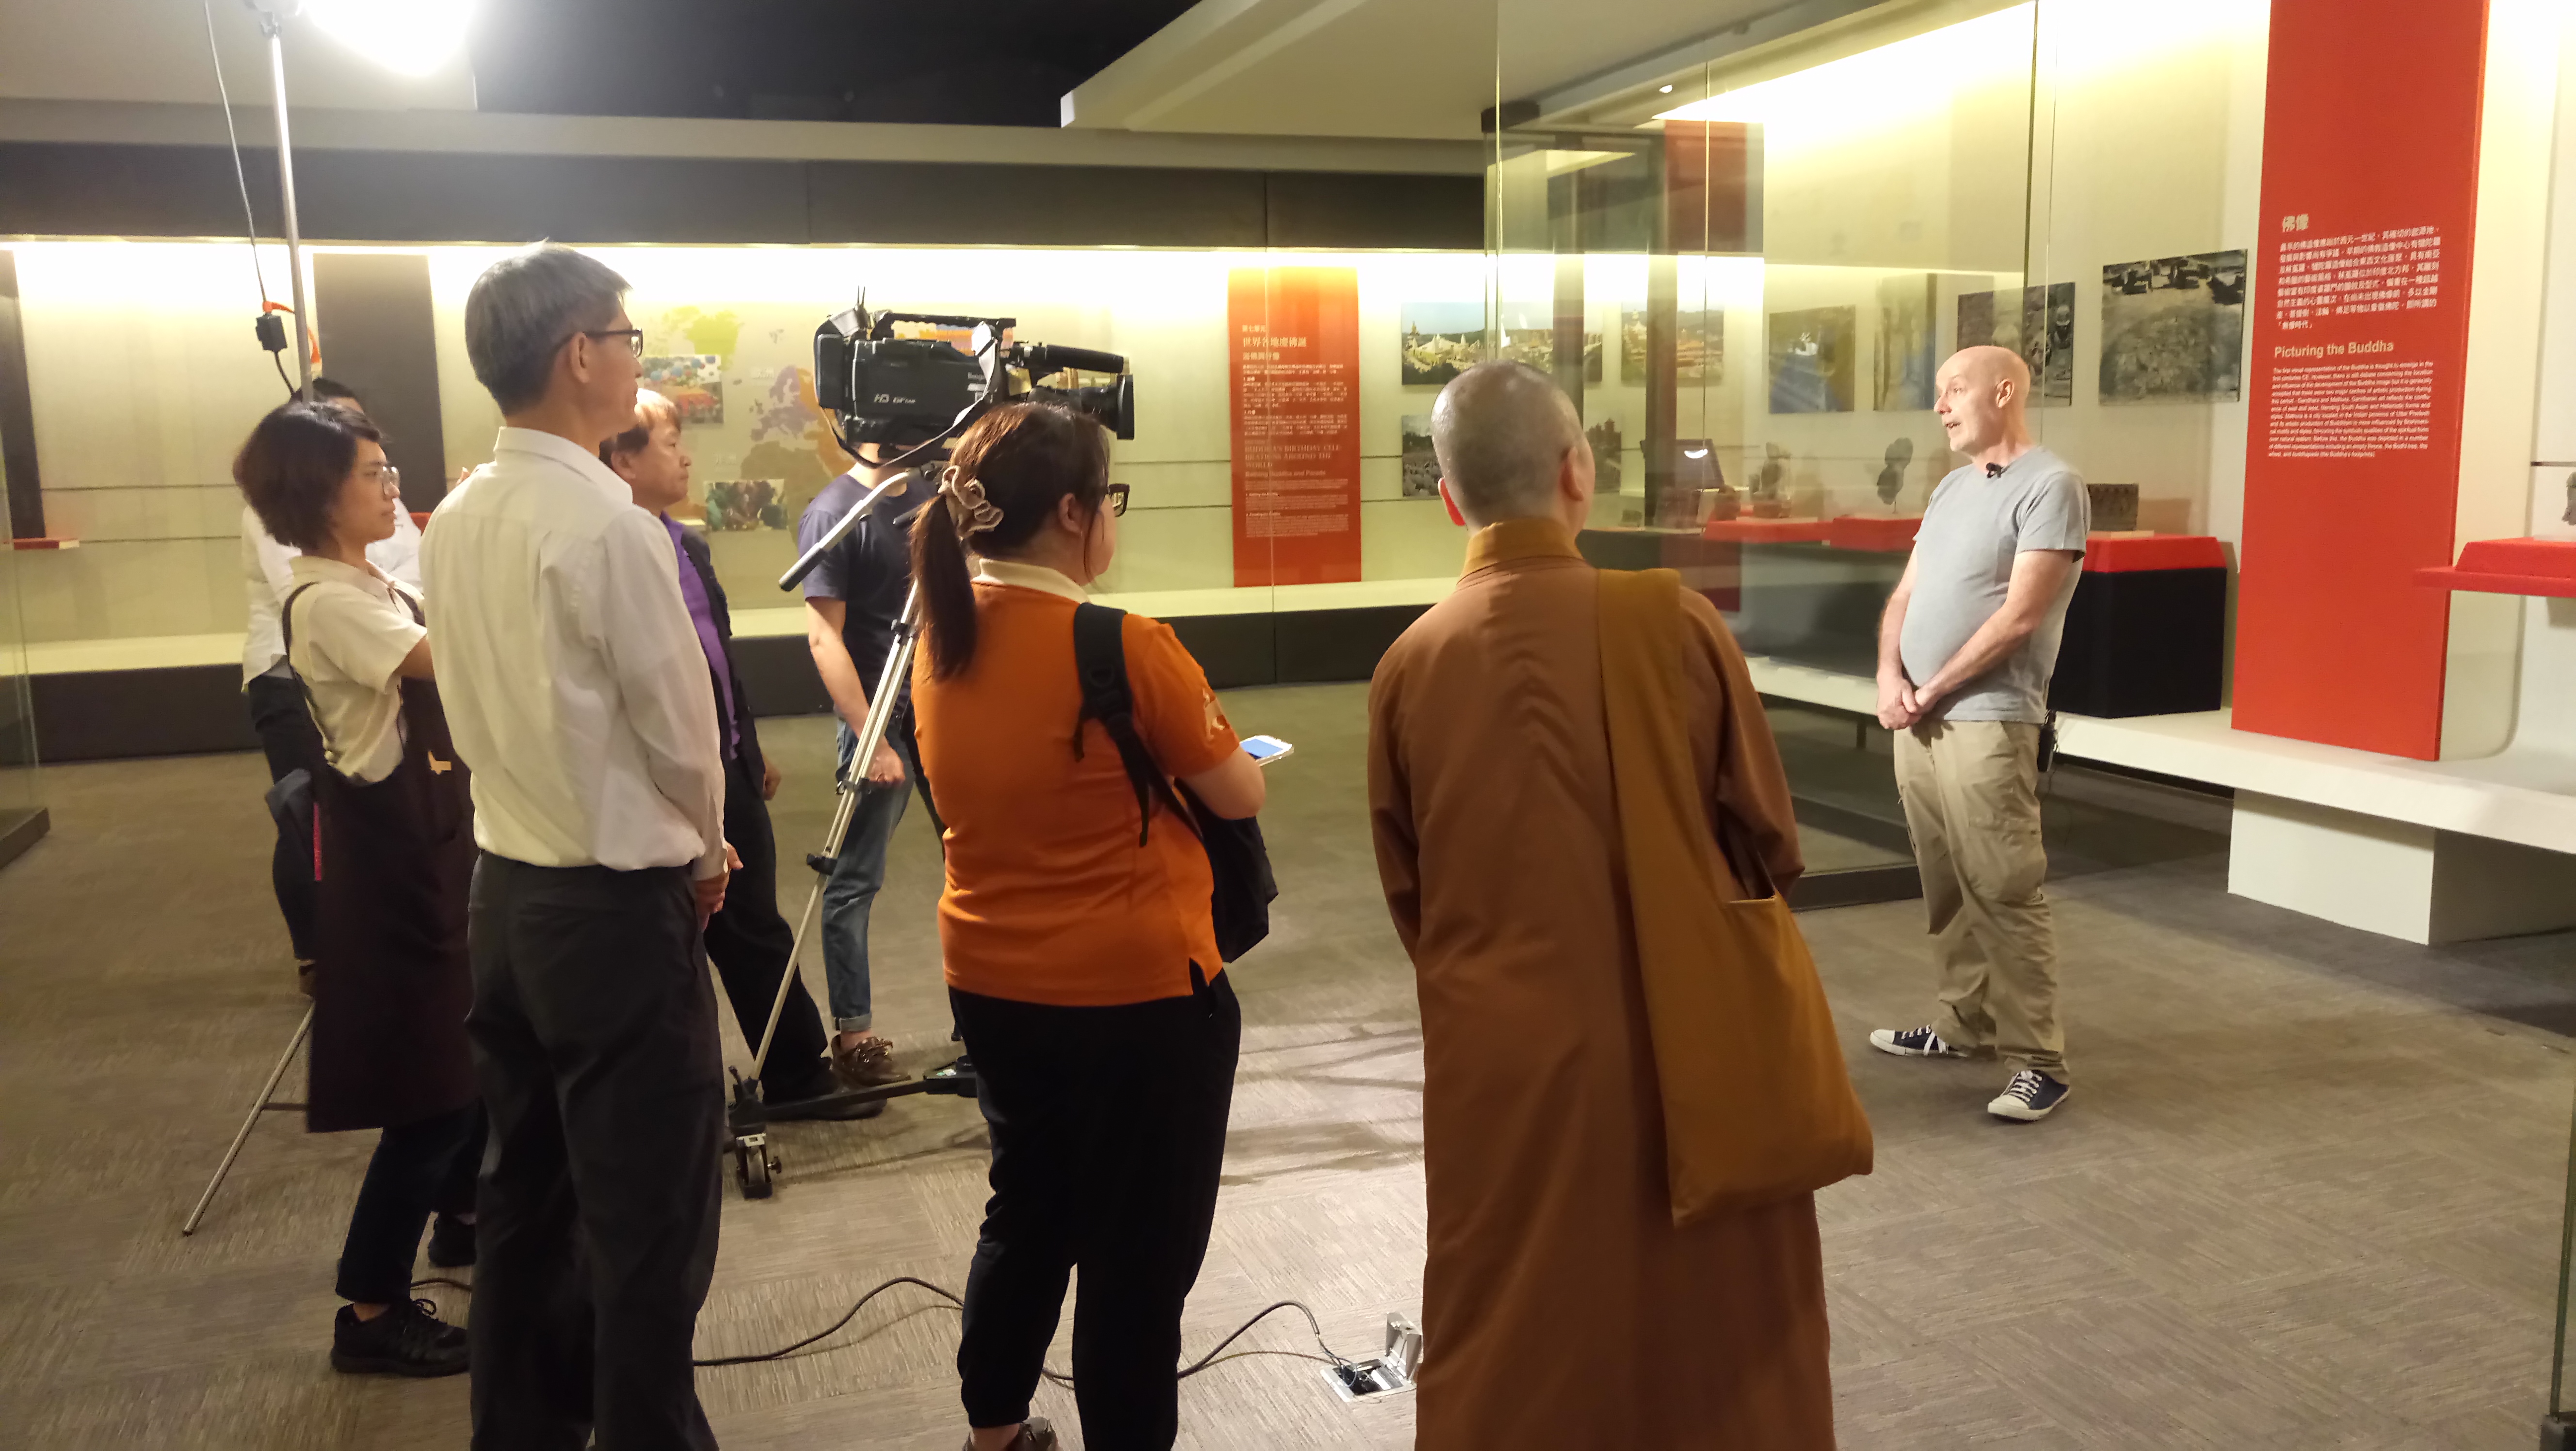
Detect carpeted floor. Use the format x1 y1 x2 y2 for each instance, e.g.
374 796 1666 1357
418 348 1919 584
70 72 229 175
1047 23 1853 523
2 682 2573 1449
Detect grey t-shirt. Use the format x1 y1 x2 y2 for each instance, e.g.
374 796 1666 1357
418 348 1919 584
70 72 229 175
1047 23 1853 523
1899 447 2090 724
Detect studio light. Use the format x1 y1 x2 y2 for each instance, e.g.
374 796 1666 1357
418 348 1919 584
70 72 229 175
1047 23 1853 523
300 0 478 76
223 0 480 395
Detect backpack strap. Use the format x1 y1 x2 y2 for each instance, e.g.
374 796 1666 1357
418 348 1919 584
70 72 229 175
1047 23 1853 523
1072 601 1191 849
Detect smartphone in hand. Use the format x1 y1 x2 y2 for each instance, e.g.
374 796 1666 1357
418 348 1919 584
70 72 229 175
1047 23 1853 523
1241 734 1294 767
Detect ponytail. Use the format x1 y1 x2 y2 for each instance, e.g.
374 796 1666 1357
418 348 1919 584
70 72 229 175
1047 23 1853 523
912 488 980 681
911 403 1111 682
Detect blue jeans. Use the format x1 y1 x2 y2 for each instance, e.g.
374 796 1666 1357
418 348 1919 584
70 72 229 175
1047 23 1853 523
824 709 932 1033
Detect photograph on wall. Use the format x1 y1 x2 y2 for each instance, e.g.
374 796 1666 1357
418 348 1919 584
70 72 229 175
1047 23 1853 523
1874 275 1937 410
702 479 785 531
1400 415 1440 499
1618 309 1721 384
1400 301 1486 386
642 354 724 425
1956 283 2075 405
1767 306 1857 414
2099 251 2247 402
1492 310 1602 382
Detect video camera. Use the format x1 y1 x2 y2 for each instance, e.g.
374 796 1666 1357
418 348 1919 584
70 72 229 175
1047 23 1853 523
811 303 1136 456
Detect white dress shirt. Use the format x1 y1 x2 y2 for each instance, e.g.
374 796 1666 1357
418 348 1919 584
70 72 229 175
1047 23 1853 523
241 503 423 684
420 427 724 878
284 554 425 784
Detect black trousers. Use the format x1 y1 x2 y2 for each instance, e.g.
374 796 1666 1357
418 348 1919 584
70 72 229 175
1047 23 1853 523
245 668 322 960
335 1101 484 1305
465 854 722 1451
705 748 831 1094
952 969 1241 1451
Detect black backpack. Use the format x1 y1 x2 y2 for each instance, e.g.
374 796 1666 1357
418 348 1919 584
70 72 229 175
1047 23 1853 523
1071 602 1276 963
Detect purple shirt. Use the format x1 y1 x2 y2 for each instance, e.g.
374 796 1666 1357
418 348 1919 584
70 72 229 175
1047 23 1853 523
663 513 740 755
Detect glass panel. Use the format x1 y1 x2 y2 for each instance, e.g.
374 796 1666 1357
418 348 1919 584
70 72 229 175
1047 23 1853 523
0 439 40 857
1496 0 2045 888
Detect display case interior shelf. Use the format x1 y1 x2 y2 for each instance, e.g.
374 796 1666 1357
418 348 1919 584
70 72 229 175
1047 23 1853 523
1702 516 1830 543
2416 538 2576 598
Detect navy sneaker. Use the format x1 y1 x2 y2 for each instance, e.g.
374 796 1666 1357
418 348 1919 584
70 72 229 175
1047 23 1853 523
1868 1024 1965 1059
425 1213 475 1269
331 1298 468 1377
1988 1069 2072 1121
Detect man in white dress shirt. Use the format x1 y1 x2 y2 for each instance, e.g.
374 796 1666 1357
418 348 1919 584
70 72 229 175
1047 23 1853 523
423 244 731 1451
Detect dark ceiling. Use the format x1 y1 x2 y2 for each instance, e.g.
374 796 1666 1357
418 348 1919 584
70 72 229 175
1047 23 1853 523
469 0 1201 128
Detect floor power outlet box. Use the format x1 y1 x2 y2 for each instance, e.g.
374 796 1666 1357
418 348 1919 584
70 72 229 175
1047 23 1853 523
1323 1314 1423 1403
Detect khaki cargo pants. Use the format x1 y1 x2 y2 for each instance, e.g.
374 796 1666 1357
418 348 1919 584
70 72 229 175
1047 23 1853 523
1894 718 2067 1080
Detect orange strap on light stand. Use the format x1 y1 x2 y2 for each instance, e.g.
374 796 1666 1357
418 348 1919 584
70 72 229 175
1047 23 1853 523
262 300 321 369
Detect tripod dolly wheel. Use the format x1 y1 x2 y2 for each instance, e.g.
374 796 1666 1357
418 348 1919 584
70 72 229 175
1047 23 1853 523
734 1136 777 1199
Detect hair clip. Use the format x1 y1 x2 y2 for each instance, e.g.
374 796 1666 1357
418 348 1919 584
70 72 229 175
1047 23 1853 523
938 465 1004 539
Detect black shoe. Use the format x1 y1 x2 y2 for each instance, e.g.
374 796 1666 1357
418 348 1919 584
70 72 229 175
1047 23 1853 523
764 1061 886 1121
331 1299 468 1377
426 1214 476 1269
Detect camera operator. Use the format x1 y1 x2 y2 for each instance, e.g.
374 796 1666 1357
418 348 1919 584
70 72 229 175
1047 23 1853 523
601 389 860 1116
796 436 943 1098
239 376 422 988
233 399 479 1378
424 244 730 1451
910 403 1264 1451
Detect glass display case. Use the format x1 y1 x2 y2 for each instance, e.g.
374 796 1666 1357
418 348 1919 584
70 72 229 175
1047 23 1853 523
0 448 44 871
1490 0 2052 896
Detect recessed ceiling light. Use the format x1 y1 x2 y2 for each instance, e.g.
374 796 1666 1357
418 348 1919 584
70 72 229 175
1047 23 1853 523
1659 84 1674 93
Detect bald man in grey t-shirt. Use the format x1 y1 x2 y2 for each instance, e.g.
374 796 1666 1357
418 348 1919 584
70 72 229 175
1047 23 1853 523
1867 346 2088 1124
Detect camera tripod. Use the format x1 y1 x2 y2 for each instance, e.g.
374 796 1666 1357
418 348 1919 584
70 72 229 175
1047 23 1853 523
725 473 971 1200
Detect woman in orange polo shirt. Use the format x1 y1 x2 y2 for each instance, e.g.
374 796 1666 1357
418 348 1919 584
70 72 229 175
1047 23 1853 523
910 403 1265 1451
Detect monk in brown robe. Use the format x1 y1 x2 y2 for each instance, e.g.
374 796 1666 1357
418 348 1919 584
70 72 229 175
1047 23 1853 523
1367 361 1836 1449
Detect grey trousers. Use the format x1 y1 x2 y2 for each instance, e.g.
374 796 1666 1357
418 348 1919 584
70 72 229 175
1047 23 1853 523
465 854 723 1451
1894 718 2068 1080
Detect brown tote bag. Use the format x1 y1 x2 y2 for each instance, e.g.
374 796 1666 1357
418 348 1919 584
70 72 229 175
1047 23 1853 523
1599 567 1873 1226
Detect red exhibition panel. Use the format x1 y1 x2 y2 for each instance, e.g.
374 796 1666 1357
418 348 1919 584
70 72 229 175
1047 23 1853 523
1229 267 1362 588
2231 0 2490 759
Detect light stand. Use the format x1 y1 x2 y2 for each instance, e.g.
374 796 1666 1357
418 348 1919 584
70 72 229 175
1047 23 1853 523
251 2 315 399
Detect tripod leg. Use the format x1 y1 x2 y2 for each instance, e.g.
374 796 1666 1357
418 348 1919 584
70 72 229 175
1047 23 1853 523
747 867 833 1084
747 777 860 1083
181 1005 313 1236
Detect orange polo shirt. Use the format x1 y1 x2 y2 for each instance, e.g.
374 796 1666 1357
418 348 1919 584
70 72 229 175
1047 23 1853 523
913 560 1241 1006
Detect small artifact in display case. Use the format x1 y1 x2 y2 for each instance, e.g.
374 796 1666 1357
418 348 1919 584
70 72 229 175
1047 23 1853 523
2086 483 2140 533
2560 472 2575 528
1651 439 1731 529
1874 437 1916 511
1588 419 1624 494
1399 415 1440 499
1747 442 1789 517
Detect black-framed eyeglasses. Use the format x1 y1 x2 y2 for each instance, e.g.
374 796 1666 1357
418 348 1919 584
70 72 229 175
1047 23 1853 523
1105 483 1130 517
576 328 645 357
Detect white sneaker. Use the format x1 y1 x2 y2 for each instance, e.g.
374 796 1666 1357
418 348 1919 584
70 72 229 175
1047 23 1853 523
1987 1069 2071 1121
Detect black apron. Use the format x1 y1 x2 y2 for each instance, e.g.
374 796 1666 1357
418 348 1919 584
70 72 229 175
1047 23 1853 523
285 584 478 1134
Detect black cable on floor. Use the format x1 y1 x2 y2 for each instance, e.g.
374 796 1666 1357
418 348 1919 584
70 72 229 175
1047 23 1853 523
687 1277 1358 1382
412 1272 1361 1382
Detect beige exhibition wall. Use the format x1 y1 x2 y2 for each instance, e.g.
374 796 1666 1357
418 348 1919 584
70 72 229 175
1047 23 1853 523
8 242 1491 649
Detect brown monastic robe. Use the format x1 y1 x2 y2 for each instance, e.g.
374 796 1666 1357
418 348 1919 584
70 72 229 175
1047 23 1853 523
1367 517 1835 1449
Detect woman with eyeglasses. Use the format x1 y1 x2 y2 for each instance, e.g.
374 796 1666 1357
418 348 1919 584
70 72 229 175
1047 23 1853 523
909 403 1262 1451
233 399 481 1379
